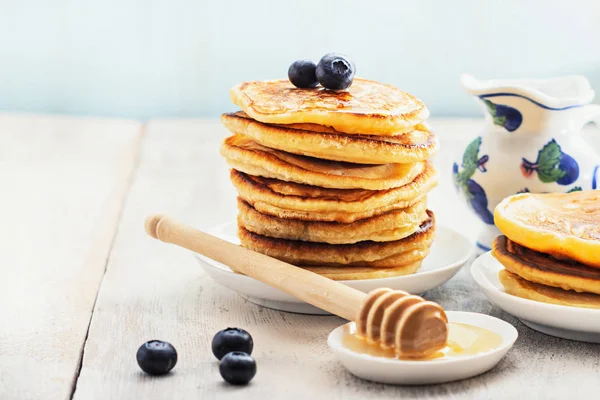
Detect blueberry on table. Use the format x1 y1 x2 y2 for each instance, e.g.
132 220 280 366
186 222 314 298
212 327 254 360
316 53 355 90
219 352 257 385
288 60 318 88
136 340 177 375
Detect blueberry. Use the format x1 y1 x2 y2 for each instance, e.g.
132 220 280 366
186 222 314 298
219 352 257 385
557 153 579 185
136 340 177 375
212 328 253 360
288 60 318 88
315 53 355 90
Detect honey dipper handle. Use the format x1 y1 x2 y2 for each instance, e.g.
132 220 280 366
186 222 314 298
145 214 366 320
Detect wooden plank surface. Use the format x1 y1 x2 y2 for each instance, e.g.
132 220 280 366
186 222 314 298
5 116 600 399
71 119 244 399
0 114 142 400
70 118 600 399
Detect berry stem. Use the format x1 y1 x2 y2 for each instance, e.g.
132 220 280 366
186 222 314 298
520 158 537 177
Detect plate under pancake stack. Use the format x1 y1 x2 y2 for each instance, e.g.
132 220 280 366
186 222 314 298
492 191 600 308
220 78 440 280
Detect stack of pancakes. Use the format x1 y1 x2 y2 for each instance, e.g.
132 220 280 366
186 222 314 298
492 190 600 308
220 78 439 280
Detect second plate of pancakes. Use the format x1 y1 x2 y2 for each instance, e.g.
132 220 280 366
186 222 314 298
472 252 600 343
472 190 600 343
195 221 473 315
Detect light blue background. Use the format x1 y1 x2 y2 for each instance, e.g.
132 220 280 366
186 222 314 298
1 0 599 119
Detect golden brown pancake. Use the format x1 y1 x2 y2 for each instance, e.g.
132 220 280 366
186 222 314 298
301 262 422 281
499 270 600 309
230 78 429 135
495 191 600 268
237 198 428 244
492 235 600 295
221 112 439 164
230 166 437 223
237 212 434 267
220 135 425 190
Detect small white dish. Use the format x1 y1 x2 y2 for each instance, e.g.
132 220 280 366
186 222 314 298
328 311 517 385
195 222 474 314
471 252 600 342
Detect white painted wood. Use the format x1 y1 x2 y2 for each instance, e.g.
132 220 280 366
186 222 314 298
74 118 600 399
0 114 142 400
145 213 366 320
5 116 600 399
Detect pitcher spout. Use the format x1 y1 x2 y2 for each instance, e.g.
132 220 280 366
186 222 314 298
461 74 597 134
461 74 595 107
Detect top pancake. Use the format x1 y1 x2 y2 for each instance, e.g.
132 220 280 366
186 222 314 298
495 191 600 268
221 112 439 164
230 78 429 136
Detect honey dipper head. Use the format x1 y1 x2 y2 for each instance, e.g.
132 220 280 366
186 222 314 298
356 289 448 358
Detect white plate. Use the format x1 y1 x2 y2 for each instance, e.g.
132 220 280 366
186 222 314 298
195 221 473 314
471 252 600 342
328 311 517 385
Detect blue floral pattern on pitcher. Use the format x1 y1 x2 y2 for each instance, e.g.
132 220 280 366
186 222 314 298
453 137 494 225
521 139 579 185
482 99 523 132
518 186 582 194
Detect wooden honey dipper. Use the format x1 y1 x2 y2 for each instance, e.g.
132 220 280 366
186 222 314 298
145 214 449 358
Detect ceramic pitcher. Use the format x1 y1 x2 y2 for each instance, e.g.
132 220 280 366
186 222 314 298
454 74 600 252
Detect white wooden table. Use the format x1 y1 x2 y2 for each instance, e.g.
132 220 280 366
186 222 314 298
1 114 599 400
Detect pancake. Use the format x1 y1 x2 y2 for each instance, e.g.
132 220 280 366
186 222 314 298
230 78 429 136
333 249 430 268
247 197 427 225
237 198 428 244
221 135 425 190
230 165 437 223
237 212 435 267
301 262 422 281
499 270 600 309
239 226 431 268
495 191 600 268
492 235 600 295
221 112 439 164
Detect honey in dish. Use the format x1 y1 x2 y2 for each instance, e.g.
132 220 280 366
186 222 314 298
343 323 503 360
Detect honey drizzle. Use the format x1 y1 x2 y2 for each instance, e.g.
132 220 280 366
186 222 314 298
343 322 503 360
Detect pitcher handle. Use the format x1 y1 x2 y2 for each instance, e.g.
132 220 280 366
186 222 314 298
583 104 600 126
582 104 600 158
